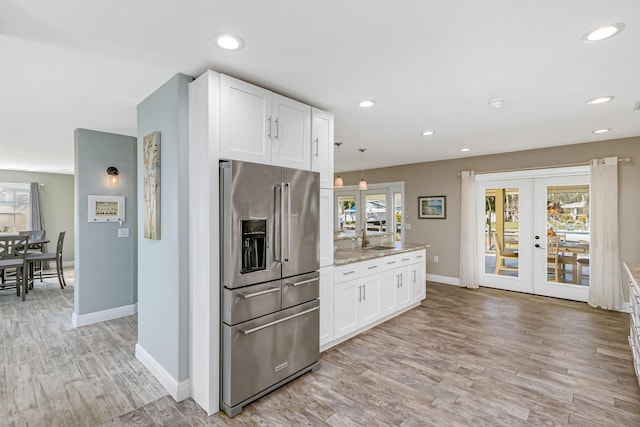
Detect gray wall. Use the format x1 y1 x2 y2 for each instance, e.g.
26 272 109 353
0 169 74 261
339 136 640 279
74 129 137 315
137 73 192 383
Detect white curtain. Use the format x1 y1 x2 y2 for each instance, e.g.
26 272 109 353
460 171 479 288
588 157 624 310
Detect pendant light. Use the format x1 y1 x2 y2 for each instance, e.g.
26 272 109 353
333 142 344 188
358 148 368 191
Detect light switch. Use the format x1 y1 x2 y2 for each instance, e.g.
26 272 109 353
118 228 129 238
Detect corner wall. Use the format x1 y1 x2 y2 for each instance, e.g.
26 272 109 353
74 129 137 322
136 73 193 400
338 137 640 281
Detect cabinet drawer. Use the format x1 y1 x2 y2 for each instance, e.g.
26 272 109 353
382 254 402 271
334 258 382 284
412 249 427 264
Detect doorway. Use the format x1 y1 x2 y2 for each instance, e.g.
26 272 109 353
477 167 590 302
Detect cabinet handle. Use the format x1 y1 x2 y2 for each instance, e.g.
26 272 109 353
413 270 416 282
363 285 366 301
416 255 424 259
289 278 318 287
314 137 319 157
343 270 356 276
358 285 362 302
267 116 272 138
368 265 378 270
402 258 411 262
275 118 279 138
387 261 397 265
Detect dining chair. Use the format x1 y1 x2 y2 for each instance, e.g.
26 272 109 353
547 235 577 283
493 231 518 275
27 231 66 290
576 257 589 285
19 230 47 280
0 235 29 300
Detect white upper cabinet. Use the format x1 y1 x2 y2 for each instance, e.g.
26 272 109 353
272 95 311 170
219 74 312 169
220 75 272 164
311 108 334 189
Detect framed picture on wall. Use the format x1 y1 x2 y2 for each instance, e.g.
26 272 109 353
418 195 446 219
88 195 125 222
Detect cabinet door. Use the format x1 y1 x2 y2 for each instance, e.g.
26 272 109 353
396 268 411 308
219 75 272 163
333 279 361 339
410 262 426 302
359 276 381 324
319 188 334 267
319 266 334 347
272 94 311 169
311 108 334 189
380 270 398 316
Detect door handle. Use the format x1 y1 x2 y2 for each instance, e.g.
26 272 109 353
314 137 319 157
275 183 285 263
534 243 546 249
285 182 291 262
241 306 319 335
288 277 318 287
240 287 280 299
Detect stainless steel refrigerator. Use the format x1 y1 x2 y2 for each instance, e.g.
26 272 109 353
219 159 320 417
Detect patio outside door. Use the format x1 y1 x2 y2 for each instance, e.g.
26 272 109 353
477 167 590 302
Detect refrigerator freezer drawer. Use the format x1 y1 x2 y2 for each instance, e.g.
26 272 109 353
282 271 319 309
222 299 320 410
222 280 282 325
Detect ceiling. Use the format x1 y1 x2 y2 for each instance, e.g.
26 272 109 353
1 1 639 175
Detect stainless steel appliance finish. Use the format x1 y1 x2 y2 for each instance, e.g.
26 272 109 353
220 159 321 417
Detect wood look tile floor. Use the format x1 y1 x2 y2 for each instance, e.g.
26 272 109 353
3 279 639 426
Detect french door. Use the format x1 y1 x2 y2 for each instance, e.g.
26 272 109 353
477 167 590 302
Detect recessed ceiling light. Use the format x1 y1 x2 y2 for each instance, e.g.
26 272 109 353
593 128 611 134
359 100 376 108
421 130 435 136
215 33 244 50
582 23 625 42
460 148 471 152
488 99 505 109
587 96 615 105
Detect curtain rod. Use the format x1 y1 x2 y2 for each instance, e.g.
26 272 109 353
457 157 632 177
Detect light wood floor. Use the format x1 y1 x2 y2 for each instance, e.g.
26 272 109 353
3 279 639 426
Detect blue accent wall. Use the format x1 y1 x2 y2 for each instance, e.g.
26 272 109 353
74 129 137 315
137 73 192 382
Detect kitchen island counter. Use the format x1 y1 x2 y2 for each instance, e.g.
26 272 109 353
334 242 429 266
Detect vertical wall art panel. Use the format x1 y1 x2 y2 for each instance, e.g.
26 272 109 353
143 131 161 239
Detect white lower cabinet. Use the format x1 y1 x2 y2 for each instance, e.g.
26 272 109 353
333 275 381 340
319 266 334 347
329 248 427 347
410 250 427 303
624 262 640 387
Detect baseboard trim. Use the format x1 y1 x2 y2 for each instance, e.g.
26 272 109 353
136 343 191 402
426 274 460 286
72 303 138 328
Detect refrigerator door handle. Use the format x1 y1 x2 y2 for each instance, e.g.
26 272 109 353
275 183 284 264
285 182 292 262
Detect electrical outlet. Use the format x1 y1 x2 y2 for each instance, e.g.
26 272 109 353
433 256 439 263
405 223 412 230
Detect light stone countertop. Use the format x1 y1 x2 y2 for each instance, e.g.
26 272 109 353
334 242 430 266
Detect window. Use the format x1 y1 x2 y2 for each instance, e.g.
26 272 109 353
0 183 30 233
335 182 404 241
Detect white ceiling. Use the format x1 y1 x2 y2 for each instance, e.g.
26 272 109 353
1 0 639 174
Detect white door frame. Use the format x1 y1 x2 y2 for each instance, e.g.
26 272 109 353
476 166 590 301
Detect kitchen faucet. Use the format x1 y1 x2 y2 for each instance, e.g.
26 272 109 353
362 216 377 248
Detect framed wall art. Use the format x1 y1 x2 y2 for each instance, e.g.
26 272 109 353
418 195 446 219
88 195 125 223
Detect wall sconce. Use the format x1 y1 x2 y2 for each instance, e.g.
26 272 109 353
107 166 119 185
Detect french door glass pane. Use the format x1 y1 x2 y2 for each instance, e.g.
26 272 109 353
485 188 519 276
365 193 387 232
546 185 590 286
